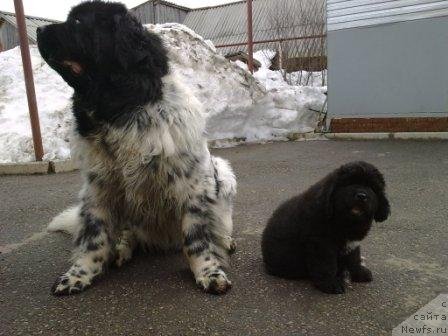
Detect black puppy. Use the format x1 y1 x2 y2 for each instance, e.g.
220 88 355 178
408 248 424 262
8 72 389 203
261 161 390 294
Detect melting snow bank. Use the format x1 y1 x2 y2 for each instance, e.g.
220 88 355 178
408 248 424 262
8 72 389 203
0 23 326 163
154 23 326 143
0 47 73 163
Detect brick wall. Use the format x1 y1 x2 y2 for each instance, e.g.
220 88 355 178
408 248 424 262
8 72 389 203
330 117 448 133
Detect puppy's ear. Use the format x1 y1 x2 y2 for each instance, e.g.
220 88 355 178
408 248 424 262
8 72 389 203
341 161 390 222
358 162 390 222
315 174 336 219
114 13 168 75
374 193 390 222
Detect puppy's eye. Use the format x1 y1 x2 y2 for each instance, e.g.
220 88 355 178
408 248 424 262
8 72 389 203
74 19 81 25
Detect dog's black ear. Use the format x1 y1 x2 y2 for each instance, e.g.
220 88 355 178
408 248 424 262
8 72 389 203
114 14 148 70
358 162 390 222
374 193 390 222
314 173 337 219
114 13 168 74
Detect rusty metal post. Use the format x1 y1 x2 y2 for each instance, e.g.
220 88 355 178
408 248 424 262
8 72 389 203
13 0 44 161
277 41 283 70
246 0 254 73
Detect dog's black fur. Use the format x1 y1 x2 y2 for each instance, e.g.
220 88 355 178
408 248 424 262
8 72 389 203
37 1 237 296
36 0 168 136
261 161 390 294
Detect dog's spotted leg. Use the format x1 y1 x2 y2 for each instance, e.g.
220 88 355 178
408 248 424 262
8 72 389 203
182 200 232 295
115 229 137 267
51 208 111 295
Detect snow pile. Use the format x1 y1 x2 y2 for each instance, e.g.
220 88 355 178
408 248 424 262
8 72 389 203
0 47 73 163
233 50 326 88
0 23 326 163
153 23 326 143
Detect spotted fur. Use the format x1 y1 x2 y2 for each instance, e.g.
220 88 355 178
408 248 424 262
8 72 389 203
38 1 236 296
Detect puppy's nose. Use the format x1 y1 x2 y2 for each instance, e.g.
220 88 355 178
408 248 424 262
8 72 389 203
355 192 368 201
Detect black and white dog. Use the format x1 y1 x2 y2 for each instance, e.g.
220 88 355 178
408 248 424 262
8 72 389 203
37 1 236 295
261 161 390 294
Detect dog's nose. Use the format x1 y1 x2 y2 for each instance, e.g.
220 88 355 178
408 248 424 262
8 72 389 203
355 192 368 201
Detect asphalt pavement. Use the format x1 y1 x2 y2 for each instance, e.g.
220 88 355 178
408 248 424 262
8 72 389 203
1 140 447 336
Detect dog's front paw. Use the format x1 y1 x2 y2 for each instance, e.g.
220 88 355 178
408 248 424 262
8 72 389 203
314 279 346 294
196 268 232 295
51 272 91 296
350 265 373 283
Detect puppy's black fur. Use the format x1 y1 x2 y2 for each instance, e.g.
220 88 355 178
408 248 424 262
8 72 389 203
261 161 390 294
36 0 168 136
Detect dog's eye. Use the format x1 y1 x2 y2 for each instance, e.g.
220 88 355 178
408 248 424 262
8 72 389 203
74 19 81 25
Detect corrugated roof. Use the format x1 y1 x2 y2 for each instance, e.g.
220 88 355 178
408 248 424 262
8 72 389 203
183 0 326 56
327 0 448 31
0 11 59 43
132 0 191 13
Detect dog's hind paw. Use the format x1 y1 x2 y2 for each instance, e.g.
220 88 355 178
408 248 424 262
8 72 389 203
350 265 373 283
51 272 91 296
115 242 133 268
114 229 135 268
196 269 232 295
228 238 237 255
314 279 346 294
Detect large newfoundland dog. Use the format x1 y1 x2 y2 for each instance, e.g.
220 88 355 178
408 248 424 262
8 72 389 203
37 1 236 295
261 161 390 294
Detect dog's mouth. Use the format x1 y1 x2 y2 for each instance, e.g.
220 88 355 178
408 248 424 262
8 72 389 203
62 60 84 76
351 207 364 216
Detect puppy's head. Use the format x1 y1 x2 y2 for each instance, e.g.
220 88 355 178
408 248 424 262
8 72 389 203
317 161 391 239
334 161 390 220
334 184 378 218
333 183 383 240
36 1 168 92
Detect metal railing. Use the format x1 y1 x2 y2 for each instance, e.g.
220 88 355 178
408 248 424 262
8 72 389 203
215 34 327 49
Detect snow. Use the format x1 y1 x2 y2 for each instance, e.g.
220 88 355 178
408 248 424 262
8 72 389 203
151 23 327 143
0 47 73 163
0 23 326 163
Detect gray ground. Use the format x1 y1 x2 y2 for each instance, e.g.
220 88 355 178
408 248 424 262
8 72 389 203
1 140 447 336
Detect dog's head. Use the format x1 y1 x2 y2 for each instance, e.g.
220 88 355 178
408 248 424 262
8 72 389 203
332 184 379 240
317 161 391 239
36 1 168 95
333 184 379 221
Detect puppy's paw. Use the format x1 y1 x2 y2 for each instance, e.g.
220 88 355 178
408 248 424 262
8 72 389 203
196 268 232 295
314 279 346 294
51 272 91 296
350 265 373 283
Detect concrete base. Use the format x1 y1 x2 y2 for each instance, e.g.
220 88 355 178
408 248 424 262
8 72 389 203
0 160 79 176
0 132 446 175
49 160 79 173
0 161 50 175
